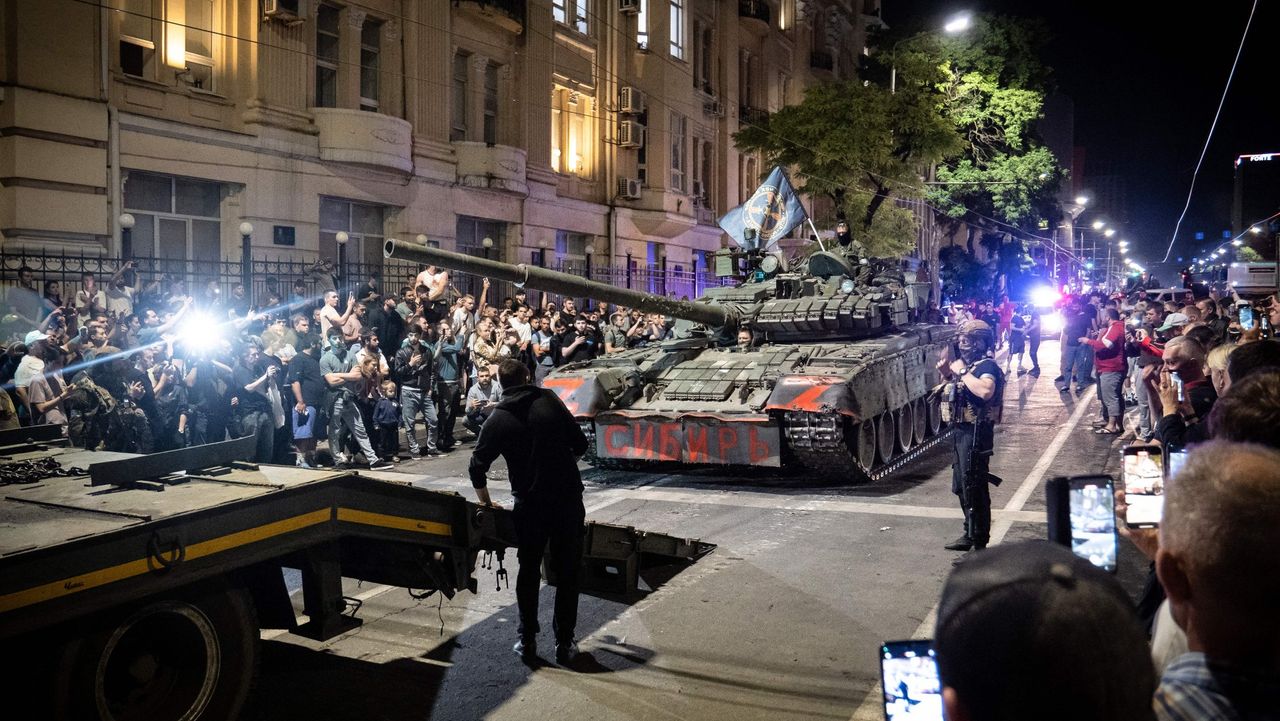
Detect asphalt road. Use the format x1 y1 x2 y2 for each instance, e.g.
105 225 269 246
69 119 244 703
248 339 1150 721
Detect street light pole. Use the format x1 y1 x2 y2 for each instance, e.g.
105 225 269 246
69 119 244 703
238 222 254 295
336 231 349 294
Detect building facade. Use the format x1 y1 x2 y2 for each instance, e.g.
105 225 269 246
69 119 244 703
1 0 880 296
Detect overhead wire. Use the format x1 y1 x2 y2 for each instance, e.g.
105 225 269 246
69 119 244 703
1159 0 1259 263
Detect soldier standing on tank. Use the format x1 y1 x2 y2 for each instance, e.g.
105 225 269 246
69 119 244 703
937 320 1004 552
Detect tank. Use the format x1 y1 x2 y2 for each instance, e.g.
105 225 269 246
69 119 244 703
385 238 957 482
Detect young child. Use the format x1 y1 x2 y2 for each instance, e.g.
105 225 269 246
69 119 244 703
372 379 402 462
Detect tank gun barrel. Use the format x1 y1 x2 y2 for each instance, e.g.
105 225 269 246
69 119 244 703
385 239 734 328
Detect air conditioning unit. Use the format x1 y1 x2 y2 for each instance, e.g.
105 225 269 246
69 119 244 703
617 177 643 200
702 99 724 117
619 0 641 14
618 86 645 114
262 0 301 21
618 120 645 148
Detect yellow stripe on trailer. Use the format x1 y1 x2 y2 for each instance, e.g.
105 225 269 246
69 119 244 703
0 508 332 614
335 508 452 537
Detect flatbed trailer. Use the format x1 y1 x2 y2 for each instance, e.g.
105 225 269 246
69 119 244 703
0 426 709 720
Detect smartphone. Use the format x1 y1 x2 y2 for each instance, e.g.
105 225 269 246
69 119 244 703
1170 372 1184 402
1122 445 1165 528
1167 448 1188 479
1047 475 1118 573
1240 306 1255 331
880 640 943 721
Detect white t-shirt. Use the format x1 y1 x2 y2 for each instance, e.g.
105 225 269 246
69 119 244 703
105 285 135 316
13 355 45 390
508 317 531 344
75 288 107 317
319 304 344 335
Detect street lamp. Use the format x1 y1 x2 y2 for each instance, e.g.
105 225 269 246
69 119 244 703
1092 220 1105 230
890 11 972 93
336 231 349 292
118 213 136 260
1104 229 1116 238
584 243 595 283
238 222 254 294
481 235 494 260
536 238 548 268
415 233 428 245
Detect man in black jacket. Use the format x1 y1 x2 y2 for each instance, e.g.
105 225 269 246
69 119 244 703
469 358 588 665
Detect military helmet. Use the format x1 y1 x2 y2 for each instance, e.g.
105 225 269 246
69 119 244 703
957 319 995 347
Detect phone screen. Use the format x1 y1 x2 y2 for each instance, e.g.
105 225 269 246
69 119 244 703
1167 449 1188 478
1240 306 1255 331
1123 447 1165 527
1069 477 1117 573
880 640 943 721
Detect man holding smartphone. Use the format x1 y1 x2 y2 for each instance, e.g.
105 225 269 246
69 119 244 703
463 365 503 434
937 320 1004 553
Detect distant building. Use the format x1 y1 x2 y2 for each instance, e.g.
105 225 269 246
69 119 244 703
1233 152 1280 259
0 0 882 294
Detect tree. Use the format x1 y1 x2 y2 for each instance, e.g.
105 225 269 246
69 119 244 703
1237 246 1263 262
918 15 1065 235
733 79 962 258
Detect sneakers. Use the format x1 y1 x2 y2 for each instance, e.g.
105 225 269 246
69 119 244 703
295 457 312 469
368 460 394 471
944 536 973 551
1029 368 1040 377
555 640 580 665
514 637 537 661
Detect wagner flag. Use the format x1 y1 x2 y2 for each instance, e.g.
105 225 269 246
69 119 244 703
717 166 807 249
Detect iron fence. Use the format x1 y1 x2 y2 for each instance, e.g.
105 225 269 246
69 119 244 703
1 250 736 316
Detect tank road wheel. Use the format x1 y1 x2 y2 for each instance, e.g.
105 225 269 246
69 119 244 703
895 405 914 454
55 584 258 721
855 419 877 470
926 395 943 436
911 398 928 445
875 413 896 464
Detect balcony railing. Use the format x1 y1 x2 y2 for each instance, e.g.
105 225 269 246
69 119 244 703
738 105 770 127
738 1 770 25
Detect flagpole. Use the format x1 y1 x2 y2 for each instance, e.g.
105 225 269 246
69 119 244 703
806 217 825 251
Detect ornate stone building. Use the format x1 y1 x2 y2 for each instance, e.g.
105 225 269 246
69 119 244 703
1 0 881 289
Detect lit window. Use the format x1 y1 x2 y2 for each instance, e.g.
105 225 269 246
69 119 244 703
552 88 591 177
360 19 381 112
315 4 339 107
668 0 685 60
183 0 214 89
636 0 649 49
553 0 589 34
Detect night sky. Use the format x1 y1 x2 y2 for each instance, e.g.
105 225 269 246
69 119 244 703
882 0 1276 274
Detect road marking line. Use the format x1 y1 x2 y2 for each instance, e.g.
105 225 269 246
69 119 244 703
848 384 1097 721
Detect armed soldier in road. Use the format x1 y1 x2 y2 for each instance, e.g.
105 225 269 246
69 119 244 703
937 320 1004 553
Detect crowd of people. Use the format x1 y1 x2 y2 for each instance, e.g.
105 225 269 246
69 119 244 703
929 285 1280 720
1055 286 1278 443
0 259 690 469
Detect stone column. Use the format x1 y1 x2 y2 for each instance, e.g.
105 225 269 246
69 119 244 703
469 53 489 143
339 7 367 109
381 19 403 119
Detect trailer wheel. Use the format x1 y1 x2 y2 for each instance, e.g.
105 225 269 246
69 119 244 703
56 585 258 721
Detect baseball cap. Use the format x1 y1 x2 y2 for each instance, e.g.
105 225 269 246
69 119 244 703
935 541 1154 721
1157 312 1190 332
24 330 49 345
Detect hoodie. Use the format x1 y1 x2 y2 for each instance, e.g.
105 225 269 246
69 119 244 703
468 384 588 504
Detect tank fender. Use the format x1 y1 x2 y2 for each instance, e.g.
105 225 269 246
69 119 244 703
543 374 608 418
763 375 857 417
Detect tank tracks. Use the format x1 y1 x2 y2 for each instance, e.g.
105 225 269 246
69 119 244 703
783 411 954 483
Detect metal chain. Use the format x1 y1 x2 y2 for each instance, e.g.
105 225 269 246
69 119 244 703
0 456 89 485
